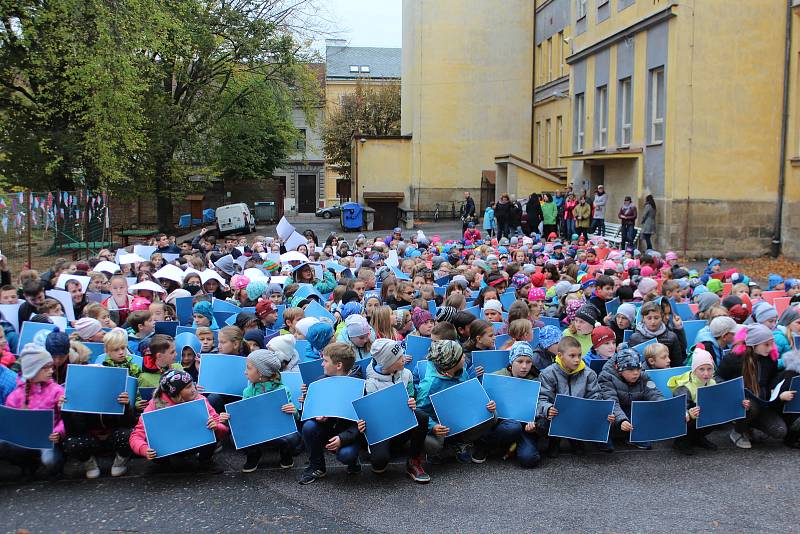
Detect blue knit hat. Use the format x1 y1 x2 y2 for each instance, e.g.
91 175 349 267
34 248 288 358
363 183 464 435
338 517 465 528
768 273 784 291
306 322 334 351
193 301 213 322
340 301 363 321
538 325 562 350
509 341 534 365
615 349 642 371
246 278 269 301
45 330 71 357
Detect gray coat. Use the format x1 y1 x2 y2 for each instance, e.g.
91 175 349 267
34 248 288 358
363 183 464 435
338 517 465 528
537 363 602 419
640 203 656 234
598 366 664 424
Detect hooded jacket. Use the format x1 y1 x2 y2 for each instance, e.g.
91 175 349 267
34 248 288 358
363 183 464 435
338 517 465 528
536 363 602 419
5 379 66 437
128 393 228 458
598 365 664 424
692 326 724 366
667 370 716 407
416 361 471 431
628 323 686 368
365 361 415 397
773 325 794 357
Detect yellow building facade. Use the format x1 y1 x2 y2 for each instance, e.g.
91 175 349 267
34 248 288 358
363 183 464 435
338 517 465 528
354 0 800 257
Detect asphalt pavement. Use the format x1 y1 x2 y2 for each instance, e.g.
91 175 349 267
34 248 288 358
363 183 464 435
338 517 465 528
2 431 799 533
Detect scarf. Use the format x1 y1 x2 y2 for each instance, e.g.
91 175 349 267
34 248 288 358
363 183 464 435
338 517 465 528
556 354 586 375
636 321 667 339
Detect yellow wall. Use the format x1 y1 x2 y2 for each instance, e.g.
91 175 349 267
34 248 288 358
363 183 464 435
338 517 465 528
354 138 412 206
532 97 571 170
402 0 535 202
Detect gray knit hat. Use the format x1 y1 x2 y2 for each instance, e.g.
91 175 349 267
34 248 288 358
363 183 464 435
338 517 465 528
428 340 463 372
19 343 53 380
696 292 721 314
370 338 404 368
778 305 800 327
745 324 774 347
247 349 282 378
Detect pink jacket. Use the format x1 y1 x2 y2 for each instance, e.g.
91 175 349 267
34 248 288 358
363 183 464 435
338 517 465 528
5 379 65 437
129 393 229 458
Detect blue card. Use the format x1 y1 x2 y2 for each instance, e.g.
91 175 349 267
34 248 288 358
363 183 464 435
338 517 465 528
696 376 746 428
429 378 492 436
197 354 248 396
630 395 688 442
213 311 235 327
405 335 432 370
155 321 179 337
471 350 510 374
226 389 298 449
281 372 303 410
481 374 540 423
18 322 57 351
540 316 561 329
212 298 241 314
647 366 691 398
139 387 156 401
500 292 517 311
355 357 372 375
548 394 614 443
463 305 480 318
83 343 106 364
670 299 694 321
126 376 138 407
531 328 540 348
631 338 657 358
295 339 311 358
224 313 239 326
623 329 633 343
494 334 511 348
0 405 54 449
303 300 336 323
62 365 128 415
301 376 365 421
682 320 708 351
175 296 194 326
587 357 608 376
416 359 429 381
298 358 325 385
435 275 451 287
490 322 504 333
428 300 437 315
433 286 447 297
141 398 216 458
352 382 418 446
783 375 800 413
605 297 620 317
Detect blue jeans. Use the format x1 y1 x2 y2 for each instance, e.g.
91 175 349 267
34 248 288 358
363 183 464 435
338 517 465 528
564 219 576 239
0 440 64 474
480 419 541 468
368 410 428 470
301 419 359 471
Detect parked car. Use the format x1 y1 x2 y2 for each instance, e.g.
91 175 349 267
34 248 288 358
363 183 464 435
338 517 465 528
216 203 256 234
315 204 341 219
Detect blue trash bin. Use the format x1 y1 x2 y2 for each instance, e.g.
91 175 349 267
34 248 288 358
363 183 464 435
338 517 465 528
341 203 363 231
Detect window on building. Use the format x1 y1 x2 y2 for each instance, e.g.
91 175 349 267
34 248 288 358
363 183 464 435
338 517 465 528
596 85 608 149
619 77 632 146
360 65 370 73
597 0 609 7
296 128 307 151
547 37 553 82
349 65 359 73
556 115 564 166
577 0 587 19
536 121 542 165
575 93 585 152
649 67 665 143
545 119 552 167
558 31 565 77
536 44 543 85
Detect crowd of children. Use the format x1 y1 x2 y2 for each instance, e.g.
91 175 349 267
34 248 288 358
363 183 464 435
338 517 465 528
0 226 798 486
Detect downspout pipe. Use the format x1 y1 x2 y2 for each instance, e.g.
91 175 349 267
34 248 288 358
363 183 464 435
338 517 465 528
772 0 793 257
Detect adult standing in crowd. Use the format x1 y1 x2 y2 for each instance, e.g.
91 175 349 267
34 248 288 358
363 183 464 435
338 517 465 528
563 192 577 239
553 190 565 236
640 194 657 250
525 193 543 236
494 193 512 239
618 196 638 250
591 185 608 235
541 193 558 238
460 191 476 234
574 195 591 239
510 197 523 237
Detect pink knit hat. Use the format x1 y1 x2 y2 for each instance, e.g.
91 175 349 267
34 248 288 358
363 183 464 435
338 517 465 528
528 287 546 301
691 346 715 373
130 296 151 311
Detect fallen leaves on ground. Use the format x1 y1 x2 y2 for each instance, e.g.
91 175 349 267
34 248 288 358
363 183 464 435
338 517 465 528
731 256 800 280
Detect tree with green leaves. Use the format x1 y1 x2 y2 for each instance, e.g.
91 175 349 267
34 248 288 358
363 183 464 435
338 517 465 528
321 80 401 179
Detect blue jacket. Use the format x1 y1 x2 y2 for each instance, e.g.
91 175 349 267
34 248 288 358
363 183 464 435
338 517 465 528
416 361 471 432
483 207 496 230
692 326 723 366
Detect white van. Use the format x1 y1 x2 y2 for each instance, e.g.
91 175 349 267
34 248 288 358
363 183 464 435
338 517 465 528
216 203 256 235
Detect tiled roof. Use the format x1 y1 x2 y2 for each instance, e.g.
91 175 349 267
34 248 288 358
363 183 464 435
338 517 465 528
325 45 401 79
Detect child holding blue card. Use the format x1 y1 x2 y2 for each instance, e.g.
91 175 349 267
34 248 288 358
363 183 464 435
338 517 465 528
476 342 540 468
584 326 617 370
462 320 496 377
137 335 182 389
102 329 141 378
668 347 724 454
299 343 362 485
337 314 372 360
717 325 786 449
416 340 496 464
628 302 686 368
302 322 334 362
771 349 800 448
240 350 300 473
598 350 664 451
537 336 611 457
129 369 229 473
1 344 65 477
532 325 561 372
358 339 430 483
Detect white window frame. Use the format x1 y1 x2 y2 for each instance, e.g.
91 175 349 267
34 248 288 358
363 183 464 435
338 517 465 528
349 65 359 73
650 67 665 143
577 0 587 19
558 31 565 77
360 65 370 73
596 85 608 149
575 93 585 152
536 121 542 165
545 119 552 167
620 77 632 146
547 38 553 82
556 115 564 166
536 44 543 85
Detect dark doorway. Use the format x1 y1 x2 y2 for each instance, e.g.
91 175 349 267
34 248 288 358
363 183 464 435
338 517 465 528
298 175 316 213
590 165 605 192
368 201 398 231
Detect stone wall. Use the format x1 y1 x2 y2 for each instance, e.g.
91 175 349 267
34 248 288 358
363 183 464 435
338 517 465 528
781 200 800 259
